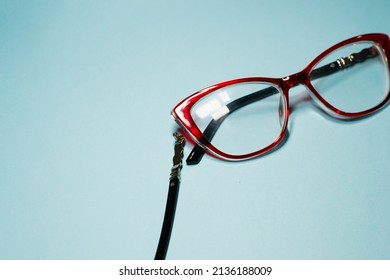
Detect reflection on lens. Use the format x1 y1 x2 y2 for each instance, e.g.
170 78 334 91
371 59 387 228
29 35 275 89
191 82 285 156
310 42 390 113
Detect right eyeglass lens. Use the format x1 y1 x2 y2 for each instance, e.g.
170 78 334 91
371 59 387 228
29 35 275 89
190 82 285 157
310 41 390 114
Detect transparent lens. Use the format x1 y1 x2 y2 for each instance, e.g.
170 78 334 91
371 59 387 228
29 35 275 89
191 82 285 156
310 42 390 113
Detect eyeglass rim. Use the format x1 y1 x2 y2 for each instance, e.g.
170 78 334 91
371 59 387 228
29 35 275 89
172 79 290 161
172 33 390 162
306 33 390 118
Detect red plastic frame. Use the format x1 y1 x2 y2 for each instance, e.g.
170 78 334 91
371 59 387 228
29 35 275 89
172 33 390 162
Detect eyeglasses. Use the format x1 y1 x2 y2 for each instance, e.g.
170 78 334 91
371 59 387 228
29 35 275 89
156 33 390 260
172 33 390 164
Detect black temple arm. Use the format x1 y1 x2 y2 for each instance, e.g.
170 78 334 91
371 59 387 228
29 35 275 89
310 46 378 80
155 133 185 259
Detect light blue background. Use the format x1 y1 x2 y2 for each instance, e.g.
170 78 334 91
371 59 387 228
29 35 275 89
0 0 389 259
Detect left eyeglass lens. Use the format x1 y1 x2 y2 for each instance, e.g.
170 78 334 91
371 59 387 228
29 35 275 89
190 82 285 156
309 41 390 113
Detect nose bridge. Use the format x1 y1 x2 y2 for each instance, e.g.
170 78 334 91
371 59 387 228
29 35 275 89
282 70 308 89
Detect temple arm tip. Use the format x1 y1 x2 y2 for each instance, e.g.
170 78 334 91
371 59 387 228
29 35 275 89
186 145 205 165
